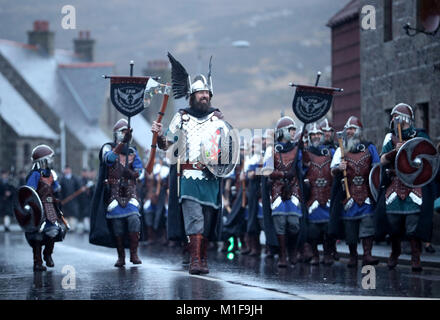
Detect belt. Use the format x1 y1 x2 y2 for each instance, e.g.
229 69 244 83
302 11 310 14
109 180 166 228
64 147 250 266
180 162 206 171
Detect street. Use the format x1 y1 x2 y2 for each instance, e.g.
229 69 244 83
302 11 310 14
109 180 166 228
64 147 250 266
1 232 440 300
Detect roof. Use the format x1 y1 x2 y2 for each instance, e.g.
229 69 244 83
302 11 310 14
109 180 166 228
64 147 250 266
327 0 361 28
0 72 58 140
0 39 114 149
130 115 152 149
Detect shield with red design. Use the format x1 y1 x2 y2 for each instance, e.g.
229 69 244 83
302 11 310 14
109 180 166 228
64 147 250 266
369 163 381 201
13 186 44 232
395 137 440 188
200 119 240 177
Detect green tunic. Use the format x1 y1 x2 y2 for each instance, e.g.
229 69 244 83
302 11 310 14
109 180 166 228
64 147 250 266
381 127 430 214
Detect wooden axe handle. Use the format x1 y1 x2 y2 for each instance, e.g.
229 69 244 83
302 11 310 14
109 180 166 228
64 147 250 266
146 92 170 174
337 137 351 200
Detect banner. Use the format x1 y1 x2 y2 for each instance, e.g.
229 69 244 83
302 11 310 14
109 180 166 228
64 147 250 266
110 76 149 117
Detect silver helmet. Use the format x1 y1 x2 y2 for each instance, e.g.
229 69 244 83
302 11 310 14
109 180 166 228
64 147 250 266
168 52 214 100
113 119 130 143
31 144 55 170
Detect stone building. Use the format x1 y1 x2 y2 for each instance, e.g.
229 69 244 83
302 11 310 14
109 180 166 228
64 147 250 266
328 0 440 148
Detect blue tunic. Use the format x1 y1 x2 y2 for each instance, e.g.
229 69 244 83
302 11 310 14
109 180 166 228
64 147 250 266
341 144 380 220
308 146 335 223
104 149 143 219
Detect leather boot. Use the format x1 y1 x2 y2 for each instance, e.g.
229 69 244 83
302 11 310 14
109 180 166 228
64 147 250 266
310 242 320 265
189 234 203 275
410 238 423 272
43 240 55 267
129 232 142 264
200 236 209 274
347 244 358 268
387 236 401 269
146 226 156 245
322 238 334 266
32 244 46 272
249 235 261 257
241 234 251 255
182 239 190 265
277 235 288 268
287 236 298 265
362 236 379 266
114 236 125 267
330 238 340 261
302 242 313 263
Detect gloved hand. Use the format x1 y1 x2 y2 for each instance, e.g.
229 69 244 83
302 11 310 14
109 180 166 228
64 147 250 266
122 128 133 144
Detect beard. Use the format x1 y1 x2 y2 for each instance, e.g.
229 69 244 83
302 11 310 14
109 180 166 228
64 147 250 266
344 136 361 152
190 96 211 112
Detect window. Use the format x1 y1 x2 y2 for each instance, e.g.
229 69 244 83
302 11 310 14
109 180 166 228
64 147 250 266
415 103 429 135
23 143 30 162
384 0 393 42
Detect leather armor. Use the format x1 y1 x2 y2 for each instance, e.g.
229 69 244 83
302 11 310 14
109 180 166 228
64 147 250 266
345 149 372 206
37 174 59 224
270 147 300 203
304 150 332 207
107 155 138 208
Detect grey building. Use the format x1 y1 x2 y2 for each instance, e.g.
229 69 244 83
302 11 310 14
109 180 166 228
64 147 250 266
359 0 440 148
0 21 152 174
328 0 439 148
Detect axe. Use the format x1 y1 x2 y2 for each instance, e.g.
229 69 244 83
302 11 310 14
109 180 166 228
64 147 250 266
336 131 352 205
144 78 172 175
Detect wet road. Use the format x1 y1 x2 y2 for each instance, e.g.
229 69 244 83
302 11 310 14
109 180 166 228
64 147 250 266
1 232 440 300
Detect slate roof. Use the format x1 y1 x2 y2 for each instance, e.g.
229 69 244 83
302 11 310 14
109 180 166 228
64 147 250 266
327 0 361 28
0 39 114 149
0 72 58 139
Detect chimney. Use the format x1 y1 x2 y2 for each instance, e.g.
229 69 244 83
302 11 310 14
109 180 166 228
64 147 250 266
74 30 95 62
27 20 55 55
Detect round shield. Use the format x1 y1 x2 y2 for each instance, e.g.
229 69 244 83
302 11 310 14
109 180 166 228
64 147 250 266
369 163 381 201
199 119 240 177
13 186 44 232
395 137 440 188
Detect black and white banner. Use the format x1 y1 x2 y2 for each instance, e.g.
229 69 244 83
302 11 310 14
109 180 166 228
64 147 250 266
110 76 148 117
292 85 335 124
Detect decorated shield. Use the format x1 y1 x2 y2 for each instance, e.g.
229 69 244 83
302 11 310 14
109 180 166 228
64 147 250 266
13 186 44 232
199 119 240 177
292 85 335 124
395 137 440 188
110 76 149 117
369 163 381 201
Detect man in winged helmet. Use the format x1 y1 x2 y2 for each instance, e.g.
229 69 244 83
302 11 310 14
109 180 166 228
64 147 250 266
23 145 68 271
152 53 237 275
376 103 433 272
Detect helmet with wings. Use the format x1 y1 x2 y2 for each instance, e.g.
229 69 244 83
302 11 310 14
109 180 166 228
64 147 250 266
167 52 214 100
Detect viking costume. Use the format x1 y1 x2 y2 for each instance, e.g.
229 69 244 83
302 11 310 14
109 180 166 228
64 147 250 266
243 137 265 257
221 148 248 254
262 117 307 268
89 119 144 267
330 116 380 267
157 53 237 275
22 145 67 271
303 122 335 265
375 103 435 272
143 159 169 245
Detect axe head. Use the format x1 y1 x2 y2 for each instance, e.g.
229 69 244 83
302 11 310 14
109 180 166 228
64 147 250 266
143 78 172 109
336 131 344 140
